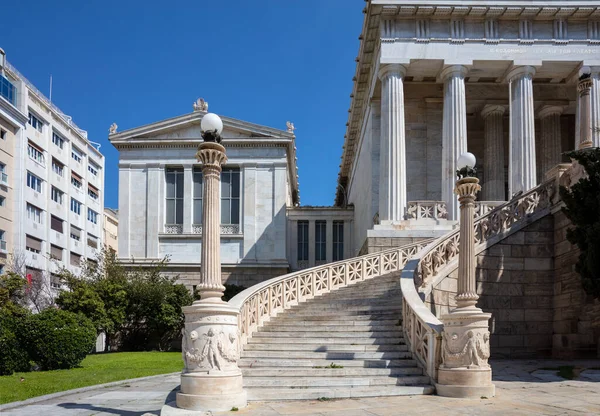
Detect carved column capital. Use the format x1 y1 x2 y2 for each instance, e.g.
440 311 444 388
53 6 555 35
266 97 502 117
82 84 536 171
538 105 564 119
440 64 469 82
481 104 505 119
506 65 536 82
378 63 407 81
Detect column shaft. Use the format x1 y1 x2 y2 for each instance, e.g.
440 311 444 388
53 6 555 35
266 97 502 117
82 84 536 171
538 106 563 178
378 64 407 222
592 69 600 147
508 66 537 197
196 142 227 301
481 105 505 201
441 65 469 220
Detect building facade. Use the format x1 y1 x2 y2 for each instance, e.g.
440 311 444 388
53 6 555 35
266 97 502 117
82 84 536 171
0 50 105 285
103 208 118 254
336 1 600 254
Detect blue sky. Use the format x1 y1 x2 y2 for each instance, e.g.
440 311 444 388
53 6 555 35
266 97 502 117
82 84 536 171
2 0 364 209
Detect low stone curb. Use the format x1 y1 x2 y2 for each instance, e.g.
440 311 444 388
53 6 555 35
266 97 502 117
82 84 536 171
0 371 181 411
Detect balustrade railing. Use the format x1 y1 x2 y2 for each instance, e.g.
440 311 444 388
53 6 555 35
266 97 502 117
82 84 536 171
405 201 447 220
474 201 504 217
229 240 431 347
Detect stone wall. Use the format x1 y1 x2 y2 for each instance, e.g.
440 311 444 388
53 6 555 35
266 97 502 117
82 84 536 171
553 210 600 358
428 216 555 358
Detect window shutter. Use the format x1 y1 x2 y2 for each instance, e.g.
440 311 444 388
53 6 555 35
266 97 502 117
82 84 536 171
51 216 63 233
51 245 62 259
26 235 42 251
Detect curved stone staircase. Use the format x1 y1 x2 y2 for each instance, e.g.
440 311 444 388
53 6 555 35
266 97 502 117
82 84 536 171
239 273 434 400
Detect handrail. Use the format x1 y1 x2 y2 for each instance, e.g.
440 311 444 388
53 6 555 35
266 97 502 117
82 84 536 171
229 239 432 347
400 175 561 382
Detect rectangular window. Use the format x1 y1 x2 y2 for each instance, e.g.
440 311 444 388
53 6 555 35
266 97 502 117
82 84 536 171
26 203 42 224
88 163 98 176
333 221 344 261
52 132 64 149
70 198 82 215
165 167 184 224
27 142 44 164
51 215 63 233
88 186 99 200
0 163 6 185
26 235 42 254
26 171 43 193
71 172 82 189
297 221 309 261
87 208 98 224
0 229 5 252
0 129 5 140
87 234 98 249
0 196 5 206
70 252 81 267
70 225 81 241
50 244 63 261
28 113 43 132
315 220 326 262
0 74 16 106
221 168 240 225
193 168 203 224
52 158 64 176
51 186 64 204
71 146 83 163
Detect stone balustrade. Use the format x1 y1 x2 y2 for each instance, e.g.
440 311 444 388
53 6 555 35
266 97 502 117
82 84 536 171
474 201 504 218
229 240 431 347
405 201 448 220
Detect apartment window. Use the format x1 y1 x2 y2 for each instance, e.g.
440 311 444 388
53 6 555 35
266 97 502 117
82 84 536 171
297 221 309 261
26 235 42 254
88 186 99 200
71 146 83 163
165 167 184 224
0 163 6 184
0 196 4 207
70 198 82 215
51 215 63 233
27 142 44 164
333 221 344 261
52 132 64 149
26 203 43 224
88 163 98 176
315 220 326 262
26 172 43 193
70 225 81 241
87 234 98 249
50 245 63 261
52 158 64 176
87 208 98 224
193 168 203 224
70 252 81 267
0 75 16 106
51 186 64 204
0 129 6 140
221 168 240 225
71 173 82 189
28 113 43 132
0 230 6 252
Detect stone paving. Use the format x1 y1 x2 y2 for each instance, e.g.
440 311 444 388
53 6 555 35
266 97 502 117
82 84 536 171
2 360 600 416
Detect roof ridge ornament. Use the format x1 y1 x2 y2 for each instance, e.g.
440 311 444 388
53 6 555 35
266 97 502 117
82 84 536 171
286 121 295 133
193 98 209 112
109 123 118 134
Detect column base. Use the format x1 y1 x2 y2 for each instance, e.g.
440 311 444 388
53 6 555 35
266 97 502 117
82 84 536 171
436 368 495 398
174 371 247 412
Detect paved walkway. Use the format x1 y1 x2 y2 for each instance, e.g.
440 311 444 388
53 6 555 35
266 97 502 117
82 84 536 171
2 360 600 415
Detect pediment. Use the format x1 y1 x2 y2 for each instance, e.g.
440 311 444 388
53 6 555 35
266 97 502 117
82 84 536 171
109 111 294 144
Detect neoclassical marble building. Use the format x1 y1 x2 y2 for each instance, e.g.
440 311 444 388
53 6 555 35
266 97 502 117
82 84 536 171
336 1 600 254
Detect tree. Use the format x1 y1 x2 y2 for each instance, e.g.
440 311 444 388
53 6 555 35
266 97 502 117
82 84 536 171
560 148 600 299
6 251 55 312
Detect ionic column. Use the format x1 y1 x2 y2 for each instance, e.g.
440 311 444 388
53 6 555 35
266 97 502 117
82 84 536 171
441 65 469 220
592 68 600 147
196 142 227 301
481 105 505 201
507 65 537 197
378 64 407 223
538 106 563 178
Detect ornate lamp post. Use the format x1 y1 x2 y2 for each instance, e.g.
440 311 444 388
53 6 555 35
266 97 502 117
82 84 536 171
172 113 247 412
435 152 495 398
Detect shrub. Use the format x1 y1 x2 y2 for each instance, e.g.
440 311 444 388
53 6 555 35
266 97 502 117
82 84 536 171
21 308 96 370
0 312 30 375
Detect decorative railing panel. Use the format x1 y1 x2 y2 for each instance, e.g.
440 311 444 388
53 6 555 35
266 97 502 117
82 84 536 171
474 201 504 218
230 240 430 347
164 224 183 234
406 201 447 220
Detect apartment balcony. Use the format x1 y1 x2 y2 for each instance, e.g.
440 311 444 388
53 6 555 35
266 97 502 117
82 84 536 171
25 249 45 270
50 171 66 188
49 229 67 248
25 187 46 210
86 221 100 239
69 210 84 229
27 156 47 180
70 237 83 255
28 128 48 151
24 220 44 241
87 171 100 188
49 200 66 219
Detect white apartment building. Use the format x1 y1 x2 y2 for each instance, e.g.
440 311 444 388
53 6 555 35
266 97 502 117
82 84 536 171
0 51 105 286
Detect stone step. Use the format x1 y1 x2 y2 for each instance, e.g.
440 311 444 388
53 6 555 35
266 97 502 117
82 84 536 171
293 304 401 312
239 358 418 368
244 375 430 388
241 367 423 377
312 288 400 297
253 331 402 339
243 343 407 352
241 351 412 360
245 385 434 401
281 310 401 318
260 324 402 332
270 317 401 325
249 335 403 344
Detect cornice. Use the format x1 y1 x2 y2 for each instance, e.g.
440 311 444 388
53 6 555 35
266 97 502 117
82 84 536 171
0 96 27 127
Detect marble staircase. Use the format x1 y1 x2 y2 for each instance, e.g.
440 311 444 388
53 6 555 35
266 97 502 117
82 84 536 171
239 274 434 400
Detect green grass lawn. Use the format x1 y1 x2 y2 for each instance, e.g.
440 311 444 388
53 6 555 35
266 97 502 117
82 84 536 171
0 351 183 405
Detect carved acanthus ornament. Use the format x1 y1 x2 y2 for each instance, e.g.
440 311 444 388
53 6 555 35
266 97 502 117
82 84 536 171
193 98 209 112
